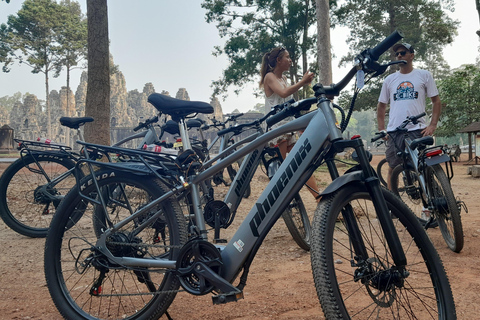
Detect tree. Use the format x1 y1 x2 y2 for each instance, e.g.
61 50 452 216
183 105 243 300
437 64 480 137
331 0 459 112
0 92 23 111
316 0 332 85
55 0 88 117
1 0 66 136
201 0 317 100
84 0 110 145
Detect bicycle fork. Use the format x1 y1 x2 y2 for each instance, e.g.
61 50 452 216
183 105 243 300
334 139 408 274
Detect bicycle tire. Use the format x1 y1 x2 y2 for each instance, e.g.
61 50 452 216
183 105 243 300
390 164 439 228
426 164 464 252
266 157 311 251
44 170 187 320
281 193 311 251
376 158 389 187
310 182 456 319
0 153 76 238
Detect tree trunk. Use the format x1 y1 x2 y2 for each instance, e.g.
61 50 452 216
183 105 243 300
45 70 51 137
85 0 110 145
315 0 332 85
66 64 71 147
301 0 310 99
476 0 480 37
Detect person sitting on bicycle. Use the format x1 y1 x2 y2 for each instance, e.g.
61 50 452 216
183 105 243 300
376 42 442 190
260 46 321 201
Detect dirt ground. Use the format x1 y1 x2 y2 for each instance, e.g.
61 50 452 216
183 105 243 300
0 155 479 320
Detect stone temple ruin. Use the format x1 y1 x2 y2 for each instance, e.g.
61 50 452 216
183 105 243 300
0 68 231 151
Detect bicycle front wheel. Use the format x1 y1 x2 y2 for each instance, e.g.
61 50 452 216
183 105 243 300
0 154 76 238
44 170 187 320
426 164 464 252
310 182 456 319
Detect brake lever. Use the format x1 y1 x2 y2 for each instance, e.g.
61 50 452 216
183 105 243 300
371 60 407 77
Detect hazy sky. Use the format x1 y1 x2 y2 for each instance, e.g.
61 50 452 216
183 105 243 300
0 1 478 115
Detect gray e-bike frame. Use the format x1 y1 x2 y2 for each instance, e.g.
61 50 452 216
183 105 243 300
89 98 341 282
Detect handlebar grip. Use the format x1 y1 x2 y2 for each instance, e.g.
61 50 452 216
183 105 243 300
410 112 426 125
371 130 387 143
133 123 144 132
216 127 231 137
266 108 292 127
368 30 404 61
230 113 244 121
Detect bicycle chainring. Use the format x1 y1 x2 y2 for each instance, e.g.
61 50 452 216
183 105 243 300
176 239 223 295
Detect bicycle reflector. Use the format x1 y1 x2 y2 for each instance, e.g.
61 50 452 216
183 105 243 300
426 149 442 157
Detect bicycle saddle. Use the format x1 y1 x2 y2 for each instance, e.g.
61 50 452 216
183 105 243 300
148 93 214 121
162 119 205 135
59 116 94 129
187 118 205 128
409 136 434 151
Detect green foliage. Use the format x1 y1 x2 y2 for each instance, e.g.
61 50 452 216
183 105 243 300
332 0 458 66
437 64 480 137
53 0 88 78
0 92 23 111
201 0 317 100
0 0 86 80
1 0 63 74
331 0 459 111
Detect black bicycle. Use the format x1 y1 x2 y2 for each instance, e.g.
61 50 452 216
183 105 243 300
372 113 465 252
0 115 173 238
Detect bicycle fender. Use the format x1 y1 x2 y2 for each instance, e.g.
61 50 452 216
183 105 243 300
320 171 363 196
107 162 162 175
425 154 450 166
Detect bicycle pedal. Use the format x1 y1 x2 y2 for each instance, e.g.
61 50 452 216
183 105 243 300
213 238 228 244
212 291 244 305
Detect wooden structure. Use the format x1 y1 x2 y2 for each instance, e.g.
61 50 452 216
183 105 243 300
458 122 480 164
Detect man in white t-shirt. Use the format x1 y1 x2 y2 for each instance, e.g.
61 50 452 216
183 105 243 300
377 43 442 189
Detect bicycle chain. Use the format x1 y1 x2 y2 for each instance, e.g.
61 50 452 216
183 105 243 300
96 241 186 297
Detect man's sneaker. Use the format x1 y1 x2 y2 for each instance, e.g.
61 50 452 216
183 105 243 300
420 208 438 229
421 208 431 220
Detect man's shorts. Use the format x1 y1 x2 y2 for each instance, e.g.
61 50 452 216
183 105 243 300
386 129 423 168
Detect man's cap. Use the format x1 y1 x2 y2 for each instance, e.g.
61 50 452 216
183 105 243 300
392 43 414 53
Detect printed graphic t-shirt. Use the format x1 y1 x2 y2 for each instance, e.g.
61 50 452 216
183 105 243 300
378 69 439 131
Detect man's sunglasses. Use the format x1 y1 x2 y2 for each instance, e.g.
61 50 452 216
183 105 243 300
395 51 407 57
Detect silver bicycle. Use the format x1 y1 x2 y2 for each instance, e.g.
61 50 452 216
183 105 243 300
44 31 456 320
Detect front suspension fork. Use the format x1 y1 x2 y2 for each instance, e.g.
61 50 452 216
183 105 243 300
333 138 407 269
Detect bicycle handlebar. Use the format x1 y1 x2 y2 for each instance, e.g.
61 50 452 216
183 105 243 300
133 116 159 132
368 30 405 61
318 30 404 97
265 97 316 128
371 112 426 143
215 100 294 137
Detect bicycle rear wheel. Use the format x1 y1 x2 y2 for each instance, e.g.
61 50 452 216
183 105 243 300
0 154 76 238
310 182 456 319
390 164 438 228
281 193 311 251
44 170 187 320
426 164 464 252
376 158 389 187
